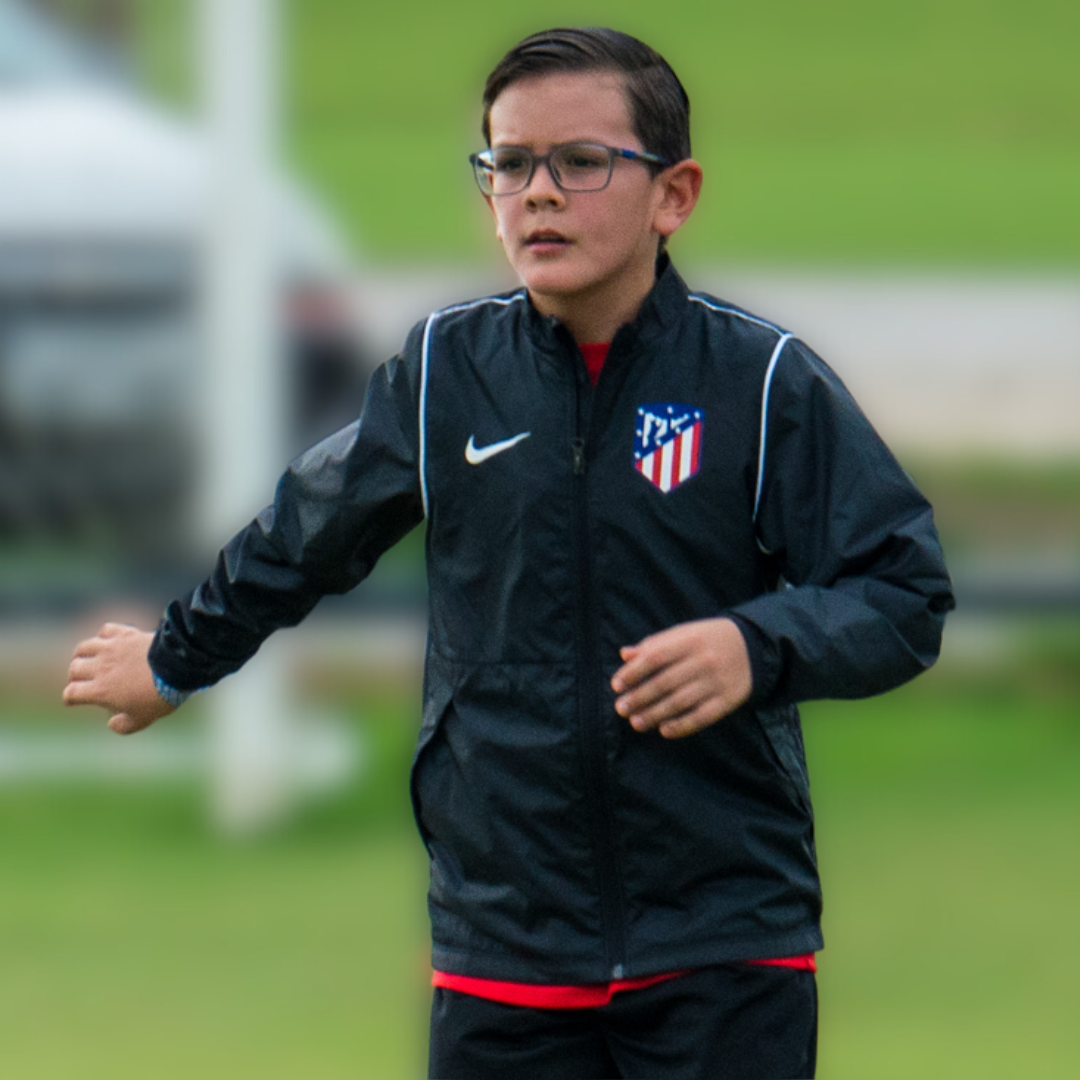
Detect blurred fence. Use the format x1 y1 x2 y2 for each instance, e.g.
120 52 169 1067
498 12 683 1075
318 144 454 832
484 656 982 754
353 264 1080 457
3 265 1078 620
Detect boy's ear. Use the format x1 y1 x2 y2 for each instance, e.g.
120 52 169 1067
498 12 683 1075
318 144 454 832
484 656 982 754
652 159 704 240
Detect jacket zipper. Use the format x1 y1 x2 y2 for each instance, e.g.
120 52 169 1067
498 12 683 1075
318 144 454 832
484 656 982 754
571 368 628 980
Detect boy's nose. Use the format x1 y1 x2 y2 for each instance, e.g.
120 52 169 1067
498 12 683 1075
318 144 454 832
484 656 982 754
524 159 564 205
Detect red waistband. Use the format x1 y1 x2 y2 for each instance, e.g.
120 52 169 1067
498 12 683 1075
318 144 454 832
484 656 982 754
432 954 816 1010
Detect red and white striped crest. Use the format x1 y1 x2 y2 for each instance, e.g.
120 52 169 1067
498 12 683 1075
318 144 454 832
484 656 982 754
633 403 704 493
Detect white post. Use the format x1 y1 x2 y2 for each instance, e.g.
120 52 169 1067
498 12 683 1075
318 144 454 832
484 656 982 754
198 0 292 831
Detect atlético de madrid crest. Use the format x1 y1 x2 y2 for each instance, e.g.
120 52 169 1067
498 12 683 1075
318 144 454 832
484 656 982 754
633 403 704 493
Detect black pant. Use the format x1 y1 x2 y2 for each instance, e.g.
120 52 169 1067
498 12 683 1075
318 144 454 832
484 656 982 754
428 963 817 1079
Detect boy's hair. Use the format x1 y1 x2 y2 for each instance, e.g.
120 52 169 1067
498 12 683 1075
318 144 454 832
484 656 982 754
481 27 691 171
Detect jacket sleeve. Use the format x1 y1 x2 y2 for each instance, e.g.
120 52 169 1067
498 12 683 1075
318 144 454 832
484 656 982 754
148 323 427 692
729 337 955 705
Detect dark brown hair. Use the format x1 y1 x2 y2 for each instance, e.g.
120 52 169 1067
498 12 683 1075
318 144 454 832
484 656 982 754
481 27 691 171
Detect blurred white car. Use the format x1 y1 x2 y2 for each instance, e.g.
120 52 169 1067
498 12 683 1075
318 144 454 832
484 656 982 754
0 0 368 573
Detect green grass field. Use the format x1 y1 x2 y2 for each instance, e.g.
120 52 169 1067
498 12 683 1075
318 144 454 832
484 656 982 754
2 622 1078 1078
138 0 1080 268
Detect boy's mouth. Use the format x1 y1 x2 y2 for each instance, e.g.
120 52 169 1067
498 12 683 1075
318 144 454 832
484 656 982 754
524 230 571 250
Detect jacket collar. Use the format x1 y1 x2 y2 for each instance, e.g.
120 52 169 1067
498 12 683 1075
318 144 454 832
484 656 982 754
520 254 690 356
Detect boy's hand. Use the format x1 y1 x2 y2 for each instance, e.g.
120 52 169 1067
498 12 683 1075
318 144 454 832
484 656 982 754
611 618 752 739
63 623 175 735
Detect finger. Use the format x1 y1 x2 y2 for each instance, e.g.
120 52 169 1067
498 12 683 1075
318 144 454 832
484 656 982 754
109 712 153 736
73 637 104 659
611 637 681 693
66 656 98 682
615 656 698 718
611 654 640 694
658 700 728 740
99 622 130 639
625 678 708 732
63 679 103 707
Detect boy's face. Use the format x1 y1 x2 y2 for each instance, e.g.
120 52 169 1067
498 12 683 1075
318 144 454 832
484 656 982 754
484 71 675 328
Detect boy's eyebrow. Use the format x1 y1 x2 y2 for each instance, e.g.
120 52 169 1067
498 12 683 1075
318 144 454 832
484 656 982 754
489 137 609 148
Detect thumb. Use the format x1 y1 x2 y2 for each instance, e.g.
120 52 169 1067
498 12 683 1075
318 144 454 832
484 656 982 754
108 712 149 736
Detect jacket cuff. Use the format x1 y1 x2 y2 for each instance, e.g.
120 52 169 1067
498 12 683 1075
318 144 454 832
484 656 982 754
727 614 781 705
148 607 226 693
152 673 195 709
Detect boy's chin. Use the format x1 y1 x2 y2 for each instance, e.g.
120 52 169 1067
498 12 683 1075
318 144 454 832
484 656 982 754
515 263 595 302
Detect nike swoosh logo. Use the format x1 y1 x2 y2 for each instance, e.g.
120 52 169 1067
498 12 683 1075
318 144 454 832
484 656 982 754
465 432 531 465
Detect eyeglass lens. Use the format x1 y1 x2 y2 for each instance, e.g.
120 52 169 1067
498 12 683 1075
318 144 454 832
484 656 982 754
478 144 614 195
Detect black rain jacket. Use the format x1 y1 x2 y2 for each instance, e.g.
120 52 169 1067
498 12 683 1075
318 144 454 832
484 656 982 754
150 257 954 983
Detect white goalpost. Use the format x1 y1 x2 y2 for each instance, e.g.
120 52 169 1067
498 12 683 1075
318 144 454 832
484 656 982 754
198 0 293 831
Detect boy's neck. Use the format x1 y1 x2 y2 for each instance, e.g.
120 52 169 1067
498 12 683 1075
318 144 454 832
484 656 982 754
528 259 657 345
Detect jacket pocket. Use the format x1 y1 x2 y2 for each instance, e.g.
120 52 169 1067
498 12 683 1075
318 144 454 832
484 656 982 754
410 654 456 853
753 702 813 819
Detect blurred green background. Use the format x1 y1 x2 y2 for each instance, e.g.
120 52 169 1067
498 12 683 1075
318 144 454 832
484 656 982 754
4 624 1079 1079
3 1 1079 1078
143 0 1080 267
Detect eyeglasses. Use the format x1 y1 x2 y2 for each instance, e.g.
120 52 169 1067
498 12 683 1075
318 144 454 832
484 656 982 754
470 142 670 197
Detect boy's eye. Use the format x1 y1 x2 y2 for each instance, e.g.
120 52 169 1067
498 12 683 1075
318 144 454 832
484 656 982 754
493 151 529 175
556 146 610 172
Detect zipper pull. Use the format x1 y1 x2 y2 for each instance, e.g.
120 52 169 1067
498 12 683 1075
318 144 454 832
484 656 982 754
571 438 586 475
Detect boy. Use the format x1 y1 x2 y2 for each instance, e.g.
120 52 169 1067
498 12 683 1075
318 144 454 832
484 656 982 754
64 27 954 1080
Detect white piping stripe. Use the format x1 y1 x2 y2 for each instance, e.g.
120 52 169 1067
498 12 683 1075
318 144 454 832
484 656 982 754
688 294 784 335
418 293 525 517
753 332 793 522
418 314 435 517
687 293 790 524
